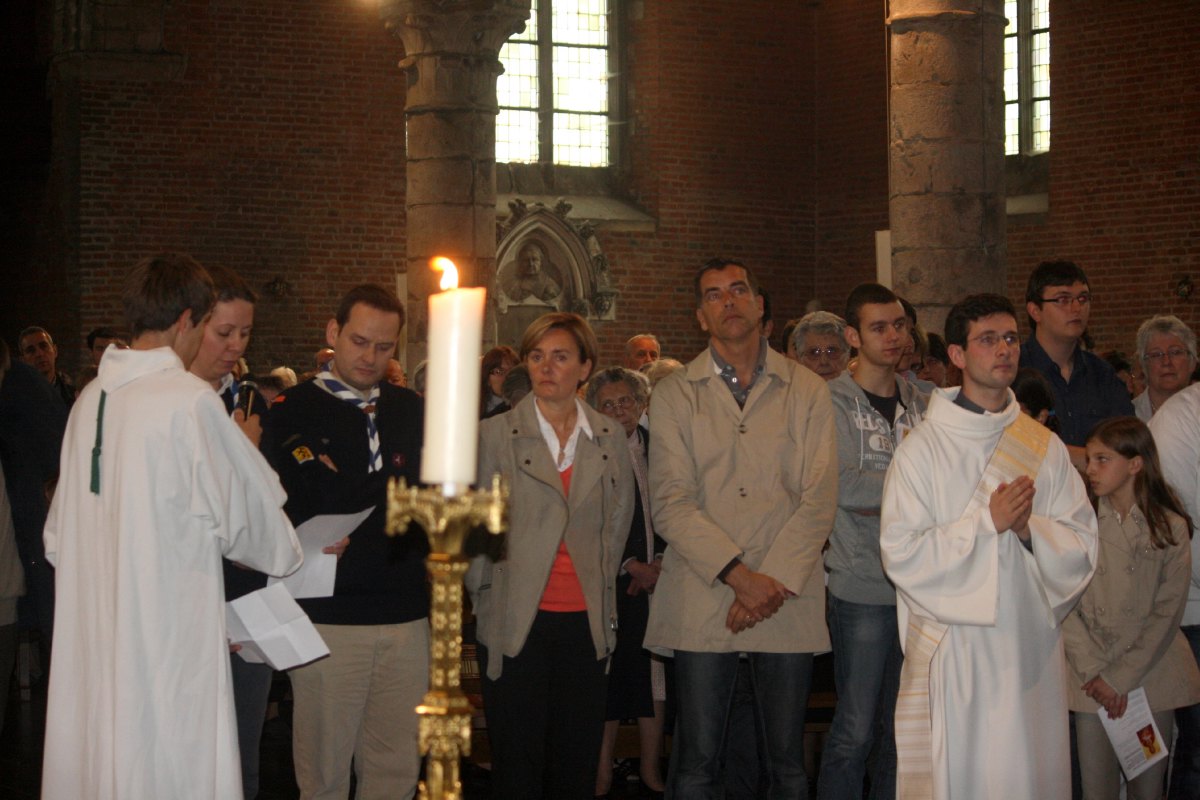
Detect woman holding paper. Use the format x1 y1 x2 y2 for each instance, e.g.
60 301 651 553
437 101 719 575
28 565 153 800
468 312 634 800
1063 417 1200 799
189 264 346 799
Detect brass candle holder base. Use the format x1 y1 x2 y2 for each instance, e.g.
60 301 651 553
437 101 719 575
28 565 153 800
387 476 507 800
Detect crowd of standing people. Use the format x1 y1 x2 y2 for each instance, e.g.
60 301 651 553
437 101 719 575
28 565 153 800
2 252 1200 800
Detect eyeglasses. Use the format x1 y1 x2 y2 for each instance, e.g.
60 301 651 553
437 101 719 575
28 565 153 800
801 347 844 361
968 332 1020 349
1143 347 1191 363
1039 292 1091 308
600 396 639 413
489 366 508 376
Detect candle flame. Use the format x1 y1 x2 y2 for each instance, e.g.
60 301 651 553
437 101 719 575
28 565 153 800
432 257 459 291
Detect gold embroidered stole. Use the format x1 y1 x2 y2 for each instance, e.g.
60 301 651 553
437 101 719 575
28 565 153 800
895 412 1052 799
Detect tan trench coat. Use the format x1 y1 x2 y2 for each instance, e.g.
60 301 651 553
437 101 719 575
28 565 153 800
1062 498 1200 712
644 346 837 654
467 395 634 680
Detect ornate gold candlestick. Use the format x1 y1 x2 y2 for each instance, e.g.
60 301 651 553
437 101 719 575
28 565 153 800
386 475 507 800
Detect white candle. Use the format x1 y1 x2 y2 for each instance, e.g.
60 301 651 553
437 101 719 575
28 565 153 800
421 258 486 489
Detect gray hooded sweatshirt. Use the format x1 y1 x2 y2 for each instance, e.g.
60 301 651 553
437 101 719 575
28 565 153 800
825 371 929 605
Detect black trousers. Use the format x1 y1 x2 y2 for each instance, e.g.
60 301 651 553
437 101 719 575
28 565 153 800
479 610 608 800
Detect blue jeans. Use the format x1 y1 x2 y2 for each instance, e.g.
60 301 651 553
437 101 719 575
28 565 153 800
668 650 814 799
816 595 902 800
722 659 764 799
1168 624 1200 800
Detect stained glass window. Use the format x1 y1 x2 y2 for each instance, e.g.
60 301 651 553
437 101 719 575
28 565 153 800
497 0 612 167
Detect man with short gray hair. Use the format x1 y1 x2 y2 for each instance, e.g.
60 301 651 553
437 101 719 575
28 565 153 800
625 333 661 371
646 257 836 797
1134 314 1196 420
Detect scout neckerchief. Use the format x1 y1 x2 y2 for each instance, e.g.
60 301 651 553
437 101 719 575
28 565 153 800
894 411 1051 800
217 372 240 414
313 366 382 472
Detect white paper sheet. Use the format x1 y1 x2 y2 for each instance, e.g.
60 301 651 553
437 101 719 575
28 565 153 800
267 506 374 599
226 583 330 671
1097 686 1168 781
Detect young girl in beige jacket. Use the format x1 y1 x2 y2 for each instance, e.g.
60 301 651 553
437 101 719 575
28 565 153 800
1064 417 1200 799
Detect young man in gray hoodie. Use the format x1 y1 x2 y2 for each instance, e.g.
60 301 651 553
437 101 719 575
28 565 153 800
816 283 930 800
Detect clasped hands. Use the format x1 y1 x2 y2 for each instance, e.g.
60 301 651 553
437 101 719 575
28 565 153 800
1083 675 1127 719
724 563 791 634
625 557 662 596
990 475 1034 542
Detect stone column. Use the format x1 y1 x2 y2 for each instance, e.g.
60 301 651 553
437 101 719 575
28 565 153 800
380 0 531 368
887 0 1007 333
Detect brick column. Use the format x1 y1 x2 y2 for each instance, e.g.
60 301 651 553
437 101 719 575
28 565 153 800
380 0 531 367
887 0 1007 332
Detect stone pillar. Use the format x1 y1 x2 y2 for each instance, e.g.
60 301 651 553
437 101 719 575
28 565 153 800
380 0 531 368
887 0 1007 333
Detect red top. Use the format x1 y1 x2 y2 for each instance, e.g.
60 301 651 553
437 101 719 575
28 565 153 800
538 465 588 612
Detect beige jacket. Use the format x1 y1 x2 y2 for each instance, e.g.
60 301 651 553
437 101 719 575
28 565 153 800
1062 499 1200 713
644 346 837 654
467 395 634 679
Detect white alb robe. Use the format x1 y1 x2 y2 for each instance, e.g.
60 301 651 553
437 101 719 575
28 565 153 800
880 389 1097 800
42 347 303 800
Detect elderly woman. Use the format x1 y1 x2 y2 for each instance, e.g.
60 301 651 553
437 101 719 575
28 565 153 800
469 312 634 799
917 332 950 388
1134 315 1197 420
791 310 850 381
586 367 667 798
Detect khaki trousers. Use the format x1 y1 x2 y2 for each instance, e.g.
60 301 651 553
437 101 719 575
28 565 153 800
1076 708 1174 800
291 620 429 800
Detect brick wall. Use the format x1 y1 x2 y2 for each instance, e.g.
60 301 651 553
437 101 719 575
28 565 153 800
55 0 409 376
11 0 1197 376
810 0 1200 354
1007 0 1200 354
593 0 817 365
813 0 889 320
26 0 820 375
606 0 1200 364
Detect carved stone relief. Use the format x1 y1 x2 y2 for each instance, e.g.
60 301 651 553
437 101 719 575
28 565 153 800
492 199 617 347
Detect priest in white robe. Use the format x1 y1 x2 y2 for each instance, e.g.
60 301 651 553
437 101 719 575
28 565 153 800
880 293 1097 800
41 254 303 800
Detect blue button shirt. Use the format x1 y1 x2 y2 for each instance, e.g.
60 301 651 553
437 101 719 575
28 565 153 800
1019 336 1134 446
